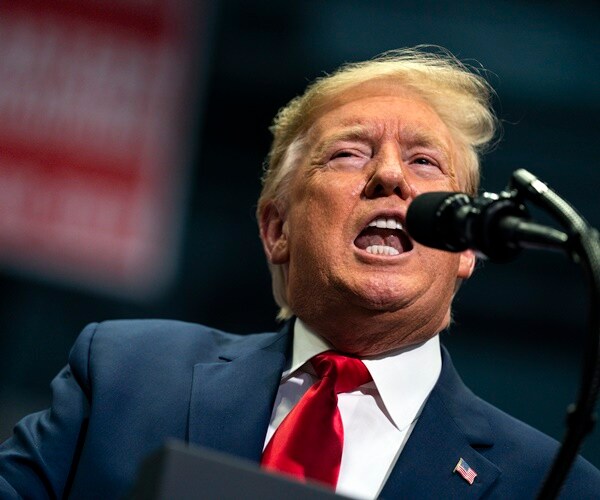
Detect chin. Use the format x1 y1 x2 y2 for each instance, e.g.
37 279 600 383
346 280 410 313
358 296 404 314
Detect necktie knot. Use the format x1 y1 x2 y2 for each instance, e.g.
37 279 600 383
311 351 372 394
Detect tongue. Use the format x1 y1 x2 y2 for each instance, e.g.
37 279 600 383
355 227 404 252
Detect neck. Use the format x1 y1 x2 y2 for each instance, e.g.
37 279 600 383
295 303 448 357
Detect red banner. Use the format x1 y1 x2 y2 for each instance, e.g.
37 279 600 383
0 0 202 298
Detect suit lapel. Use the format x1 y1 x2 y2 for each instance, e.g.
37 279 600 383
380 347 502 499
187 325 291 462
186 328 502 497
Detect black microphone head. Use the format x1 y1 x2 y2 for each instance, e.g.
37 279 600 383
406 192 472 252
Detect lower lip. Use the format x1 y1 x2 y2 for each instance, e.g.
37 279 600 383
353 245 412 263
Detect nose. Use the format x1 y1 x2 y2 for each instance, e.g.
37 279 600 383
364 147 412 200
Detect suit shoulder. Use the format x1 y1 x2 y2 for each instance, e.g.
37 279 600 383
93 318 277 344
93 318 242 343
75 319 282 368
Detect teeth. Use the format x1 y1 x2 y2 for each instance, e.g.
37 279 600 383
366 245 400 256
368 217 403 230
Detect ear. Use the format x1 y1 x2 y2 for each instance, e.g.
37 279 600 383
457 249 476 279
259 201 290 265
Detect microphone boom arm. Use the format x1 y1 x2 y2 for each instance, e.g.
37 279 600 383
508 169 600 500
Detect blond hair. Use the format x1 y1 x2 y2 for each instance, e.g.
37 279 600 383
257 46 499 320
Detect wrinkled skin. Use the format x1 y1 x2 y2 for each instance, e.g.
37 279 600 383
261 83 475 356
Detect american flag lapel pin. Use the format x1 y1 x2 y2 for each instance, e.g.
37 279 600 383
454 457 477 485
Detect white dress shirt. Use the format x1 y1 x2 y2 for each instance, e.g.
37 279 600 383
263 319 442 499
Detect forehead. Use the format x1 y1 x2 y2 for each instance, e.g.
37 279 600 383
306 81 454 148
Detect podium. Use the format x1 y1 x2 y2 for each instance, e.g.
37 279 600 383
127 440 348 499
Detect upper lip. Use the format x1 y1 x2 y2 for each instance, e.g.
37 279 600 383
357 209 407 235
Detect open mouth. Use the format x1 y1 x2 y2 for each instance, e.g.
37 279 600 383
354 216 414 256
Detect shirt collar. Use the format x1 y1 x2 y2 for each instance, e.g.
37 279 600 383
285 318 333 376
288 318 442 431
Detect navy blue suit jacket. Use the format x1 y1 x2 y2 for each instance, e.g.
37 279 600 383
1 319 599 498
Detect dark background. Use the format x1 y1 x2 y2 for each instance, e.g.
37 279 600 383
1 0 599 471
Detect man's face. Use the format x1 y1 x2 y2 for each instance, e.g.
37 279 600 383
261 83 475 352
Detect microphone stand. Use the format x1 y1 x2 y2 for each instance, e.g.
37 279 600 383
498 169 600 499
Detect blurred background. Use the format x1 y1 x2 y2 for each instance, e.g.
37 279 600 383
1 0 599 471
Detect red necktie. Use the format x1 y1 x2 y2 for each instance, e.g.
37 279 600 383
261 351 372 487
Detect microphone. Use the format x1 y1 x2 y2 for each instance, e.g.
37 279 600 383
405 190 569 262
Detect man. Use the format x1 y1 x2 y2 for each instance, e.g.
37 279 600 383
1 47 599 499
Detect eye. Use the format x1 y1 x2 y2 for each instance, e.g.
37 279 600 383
408 154 447 179
410 155 443 171
325 147 371 171
332 150 357 159
412 156 435 166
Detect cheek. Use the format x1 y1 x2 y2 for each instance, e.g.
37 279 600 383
350 178 367 197
423 248 461 283
286 173 364 254
304 177 359 216
410 174 457 195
